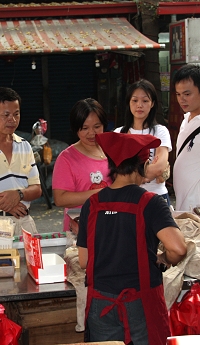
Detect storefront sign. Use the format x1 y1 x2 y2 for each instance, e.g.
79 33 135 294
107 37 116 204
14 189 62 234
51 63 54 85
160 72 170 91
170 18 200 64
170 21 186 64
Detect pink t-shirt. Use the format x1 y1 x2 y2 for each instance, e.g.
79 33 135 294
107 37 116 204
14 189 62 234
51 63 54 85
52 145 112 230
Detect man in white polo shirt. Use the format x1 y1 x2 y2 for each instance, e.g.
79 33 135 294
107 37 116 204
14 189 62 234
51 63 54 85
173 64 200 212
0 87 42 235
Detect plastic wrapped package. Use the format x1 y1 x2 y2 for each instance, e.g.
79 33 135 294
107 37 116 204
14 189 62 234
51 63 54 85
169 283 200 336
0 304 22 345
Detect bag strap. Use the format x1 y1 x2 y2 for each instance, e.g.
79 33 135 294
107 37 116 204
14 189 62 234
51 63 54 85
177 126 200 157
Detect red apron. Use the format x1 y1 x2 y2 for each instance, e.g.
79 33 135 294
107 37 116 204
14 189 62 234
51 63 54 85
85 191 170 345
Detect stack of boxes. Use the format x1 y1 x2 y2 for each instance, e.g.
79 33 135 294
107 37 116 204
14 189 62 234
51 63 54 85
0 217 20 277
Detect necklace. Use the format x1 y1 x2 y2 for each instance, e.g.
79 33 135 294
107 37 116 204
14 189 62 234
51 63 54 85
81 144 106 159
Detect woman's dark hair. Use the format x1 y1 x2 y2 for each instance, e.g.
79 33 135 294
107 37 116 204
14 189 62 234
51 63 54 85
120 79 158 134
0 87 21 106
70 98 108 134
107 155 145 182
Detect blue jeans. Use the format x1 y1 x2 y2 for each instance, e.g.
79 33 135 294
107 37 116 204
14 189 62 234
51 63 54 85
87 290 149 345
161 193 170 206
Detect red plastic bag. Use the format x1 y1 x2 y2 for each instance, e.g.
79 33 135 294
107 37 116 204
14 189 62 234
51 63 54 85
0 304 22 345
169 282 200 336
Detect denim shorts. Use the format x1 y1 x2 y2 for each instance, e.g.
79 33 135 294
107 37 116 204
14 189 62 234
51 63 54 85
87 290 149 345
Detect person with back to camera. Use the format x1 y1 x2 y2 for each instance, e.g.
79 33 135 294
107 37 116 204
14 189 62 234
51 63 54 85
52 98 112 235
77 132 187 345
173 64 200 212
114 79 171 205
0 87 42 235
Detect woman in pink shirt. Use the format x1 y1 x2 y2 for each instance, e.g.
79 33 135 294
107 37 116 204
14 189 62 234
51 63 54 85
52 98 112 234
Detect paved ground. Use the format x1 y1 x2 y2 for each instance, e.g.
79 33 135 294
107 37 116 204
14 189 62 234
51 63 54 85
31 196 64 233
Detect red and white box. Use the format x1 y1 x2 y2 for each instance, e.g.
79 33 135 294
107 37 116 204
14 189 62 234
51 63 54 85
22 229 67 284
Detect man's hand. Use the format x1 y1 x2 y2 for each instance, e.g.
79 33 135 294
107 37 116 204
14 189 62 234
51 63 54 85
0 190 21 212
8 202 28 219
69 217 79 236
157 252 171 270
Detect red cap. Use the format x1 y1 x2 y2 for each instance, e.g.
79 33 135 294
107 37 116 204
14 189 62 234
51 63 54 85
95 132 161 167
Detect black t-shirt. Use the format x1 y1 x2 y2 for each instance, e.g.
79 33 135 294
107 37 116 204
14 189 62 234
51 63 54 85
77 185 178 294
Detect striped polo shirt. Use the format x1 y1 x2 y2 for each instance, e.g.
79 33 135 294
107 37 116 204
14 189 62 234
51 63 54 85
0 133 40 209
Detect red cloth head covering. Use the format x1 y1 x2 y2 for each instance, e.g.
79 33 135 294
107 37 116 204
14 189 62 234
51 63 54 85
95 132 161 167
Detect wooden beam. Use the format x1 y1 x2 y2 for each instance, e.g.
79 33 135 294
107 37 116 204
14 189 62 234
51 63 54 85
0 2 137 19
157 2 200 15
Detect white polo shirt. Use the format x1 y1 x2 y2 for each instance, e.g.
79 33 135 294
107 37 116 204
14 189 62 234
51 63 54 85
0 133 40 209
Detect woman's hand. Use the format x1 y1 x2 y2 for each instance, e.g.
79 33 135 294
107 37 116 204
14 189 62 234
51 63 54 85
156 162 170 184
145 146 169 182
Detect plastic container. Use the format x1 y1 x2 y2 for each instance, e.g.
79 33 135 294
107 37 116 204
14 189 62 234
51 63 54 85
0 216 16 237
0 249 20 268
0 258 15 278
13 234 67 257
0 237 13 249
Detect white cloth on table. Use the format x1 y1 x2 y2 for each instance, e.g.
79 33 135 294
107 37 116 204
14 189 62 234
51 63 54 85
64 239 87 332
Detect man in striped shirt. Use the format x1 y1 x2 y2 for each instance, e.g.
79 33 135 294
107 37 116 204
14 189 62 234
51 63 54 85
0 87 42 235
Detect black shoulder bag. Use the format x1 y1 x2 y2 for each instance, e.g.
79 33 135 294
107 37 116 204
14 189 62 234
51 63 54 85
177 126 200 157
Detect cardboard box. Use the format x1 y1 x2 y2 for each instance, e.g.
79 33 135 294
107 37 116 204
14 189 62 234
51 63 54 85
22 229 67 285
27 253 67 284
0 248 20 268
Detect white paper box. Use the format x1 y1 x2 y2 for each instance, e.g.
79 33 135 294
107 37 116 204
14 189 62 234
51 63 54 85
167 335 200 344
22 229 67 285
27 253 67 285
